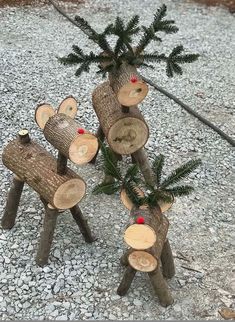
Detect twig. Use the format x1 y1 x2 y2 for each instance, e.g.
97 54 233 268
181 265 203 273
142 76 235 147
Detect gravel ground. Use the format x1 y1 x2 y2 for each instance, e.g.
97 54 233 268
0 0 234 320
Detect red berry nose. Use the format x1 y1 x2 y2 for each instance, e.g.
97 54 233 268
130 76 138 83
77 128 85 134
136 217 145 224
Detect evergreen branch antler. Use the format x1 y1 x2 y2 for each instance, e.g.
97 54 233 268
160 159 202 188
59 46 113 76
165 45 199 77
135 5 178 55
152 154 165 187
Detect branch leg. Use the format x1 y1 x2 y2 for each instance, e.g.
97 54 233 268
36 202 58 267
89 125 105 164
131 148 155 185
161 239 175 279
117 266 136 296
70 204 95 243
1 176 24 229
148 266 174 307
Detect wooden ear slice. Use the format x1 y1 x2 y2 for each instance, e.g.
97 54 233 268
120 188 148 211
57 96 78 119
35 104 55 129
120 188 174 213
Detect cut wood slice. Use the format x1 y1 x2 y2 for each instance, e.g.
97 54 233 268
69 133 99 164
128 250 158 272
120 188 148 210
57 96 78 119
53 178 86 209
124 224 157 250
35 104 55 129
108 117 148 155
158 198 174 213
118 81 149 107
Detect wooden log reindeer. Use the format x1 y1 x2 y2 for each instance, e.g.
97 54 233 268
93 145 201 306
1 97 98 266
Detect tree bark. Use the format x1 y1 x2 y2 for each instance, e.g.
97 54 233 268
117 266 136 296
43 113 98 165
35 202 58 267
161 239 175 279
148 266 174 307
57 152 68 175
131 148 155 186
92 82 149 155
2 138 86 209
89 125 105 164
1 175 24 229
109 62 148 107
70 204 95 243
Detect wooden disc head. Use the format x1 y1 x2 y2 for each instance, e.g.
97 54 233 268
117 81 149 107
69 133 99 165
57 96 78 119
128 250 158 272
108 117 149 155
124 224 157 250
53 178 86 210
35 104 55 129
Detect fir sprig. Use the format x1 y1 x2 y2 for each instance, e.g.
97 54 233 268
93 143 201 210
59 5 199 78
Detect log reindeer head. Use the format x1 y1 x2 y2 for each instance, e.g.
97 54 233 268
35 97 99 165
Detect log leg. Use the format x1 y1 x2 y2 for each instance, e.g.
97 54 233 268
1 175 24 229
120 250 130 266
36 203 58 267
70 204 95 243
131 148 155 186
161 239 175 279
89 125 105 164
117 265 136 296
148 266 174 307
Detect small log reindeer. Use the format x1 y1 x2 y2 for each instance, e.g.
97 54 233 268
93 143 201 306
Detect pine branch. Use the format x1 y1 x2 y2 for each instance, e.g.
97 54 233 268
123 164 141 184
140 53 166 63
166 185 194 197
126 15 140 33
124 181 145 207
93 181 121 195
152 154 165 186
161 159 201 188
165 45 199 77
100 142 122 180
136 5 178 54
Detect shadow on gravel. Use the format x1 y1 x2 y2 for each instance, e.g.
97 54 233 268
0 0 85 7
191 0 235 12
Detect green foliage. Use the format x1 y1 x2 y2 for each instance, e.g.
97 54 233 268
93 181 121 195
100 143 122 180
160 159 202 188
59 4 199 77
152 154 165 186
93 142 201 211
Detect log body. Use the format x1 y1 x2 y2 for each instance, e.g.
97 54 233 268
2 138 86 209
92 82 149 155
43 113 98 165
109 62 148 106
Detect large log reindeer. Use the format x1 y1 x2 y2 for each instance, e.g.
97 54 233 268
93 145 201 306
49 0 199 185
2 97 98 266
